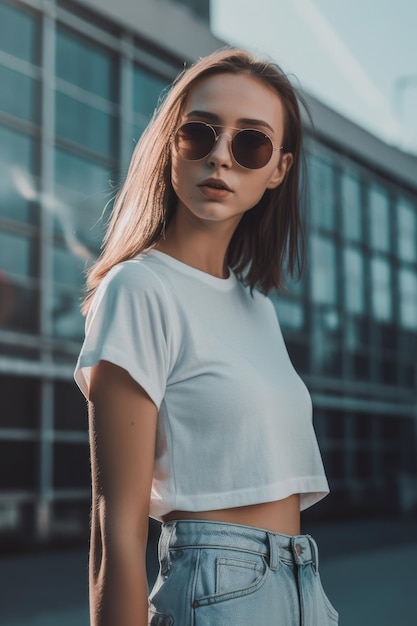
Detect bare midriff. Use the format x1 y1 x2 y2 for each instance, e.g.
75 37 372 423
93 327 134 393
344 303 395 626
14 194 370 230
162 493 301 536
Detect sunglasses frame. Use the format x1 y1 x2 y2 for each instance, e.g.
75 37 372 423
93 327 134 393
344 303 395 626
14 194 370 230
173 121 283 170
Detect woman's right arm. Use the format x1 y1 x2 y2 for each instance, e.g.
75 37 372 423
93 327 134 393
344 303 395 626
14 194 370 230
88 359 158 626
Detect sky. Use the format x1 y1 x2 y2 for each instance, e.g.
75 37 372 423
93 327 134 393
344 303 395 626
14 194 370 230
211 0 417 155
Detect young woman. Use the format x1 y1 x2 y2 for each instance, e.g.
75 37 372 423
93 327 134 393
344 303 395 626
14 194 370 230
75 48 338 626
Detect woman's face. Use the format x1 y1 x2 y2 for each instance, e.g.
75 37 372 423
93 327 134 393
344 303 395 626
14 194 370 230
170 72 293 231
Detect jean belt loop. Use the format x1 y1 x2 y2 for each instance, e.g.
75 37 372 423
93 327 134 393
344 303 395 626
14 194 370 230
307 535 319 574
267 532 279 571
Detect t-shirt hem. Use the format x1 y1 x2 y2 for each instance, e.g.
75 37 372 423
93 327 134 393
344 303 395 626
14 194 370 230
149 476 330 520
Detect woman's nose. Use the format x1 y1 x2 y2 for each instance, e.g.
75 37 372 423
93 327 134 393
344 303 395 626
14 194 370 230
207 133 233 168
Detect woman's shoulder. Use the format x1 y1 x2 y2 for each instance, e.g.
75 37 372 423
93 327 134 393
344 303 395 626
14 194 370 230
101 252 167 293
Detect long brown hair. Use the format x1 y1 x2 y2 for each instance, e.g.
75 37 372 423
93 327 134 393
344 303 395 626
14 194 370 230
83 48 306 314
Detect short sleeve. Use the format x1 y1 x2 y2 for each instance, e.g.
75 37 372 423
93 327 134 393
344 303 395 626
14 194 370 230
74 260 172 408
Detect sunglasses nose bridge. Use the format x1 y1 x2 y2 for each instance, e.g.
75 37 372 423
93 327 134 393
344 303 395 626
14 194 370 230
209 130 234 161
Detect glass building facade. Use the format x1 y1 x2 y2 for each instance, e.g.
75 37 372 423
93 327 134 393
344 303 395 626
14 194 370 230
0 0 416 543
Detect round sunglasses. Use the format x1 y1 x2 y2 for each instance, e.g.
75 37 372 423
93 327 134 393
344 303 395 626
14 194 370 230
173 121 283 170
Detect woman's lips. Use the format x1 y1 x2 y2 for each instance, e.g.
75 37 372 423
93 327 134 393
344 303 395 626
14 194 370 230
198 184 232 199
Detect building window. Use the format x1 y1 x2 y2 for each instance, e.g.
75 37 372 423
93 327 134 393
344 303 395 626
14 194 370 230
397 198 416 263
341 172 362 241
371 256 392 321
343 246 364 314
398 268 417 330
310 233 337 305
309 154 335 231
369 185 390 253
0 0 40 64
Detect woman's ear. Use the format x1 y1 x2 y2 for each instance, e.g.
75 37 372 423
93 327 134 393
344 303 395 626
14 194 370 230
266 152 294 189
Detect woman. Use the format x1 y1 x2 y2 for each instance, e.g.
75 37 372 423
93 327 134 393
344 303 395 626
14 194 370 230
75 48 338 626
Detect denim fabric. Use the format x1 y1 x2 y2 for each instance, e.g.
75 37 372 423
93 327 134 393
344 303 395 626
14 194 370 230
148 520 338 625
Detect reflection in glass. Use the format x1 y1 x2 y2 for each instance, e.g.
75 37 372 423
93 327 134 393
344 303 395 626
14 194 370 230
371 257 392 321
53 245 85 289
56 29 117 100
399 268 417 330
54 148 112 251
0 65 38 122
0 125 36 223
308 154 335 230
55 91 115 157
397 199 416 263
341 172 362 241
0 1 38 63
343 246 364 314
310 233 337 305
369 185 390 252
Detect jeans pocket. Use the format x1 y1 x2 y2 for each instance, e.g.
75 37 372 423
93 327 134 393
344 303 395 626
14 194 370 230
194 551 269 607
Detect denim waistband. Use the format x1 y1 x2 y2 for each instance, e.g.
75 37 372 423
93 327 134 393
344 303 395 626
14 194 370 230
159 520 319 573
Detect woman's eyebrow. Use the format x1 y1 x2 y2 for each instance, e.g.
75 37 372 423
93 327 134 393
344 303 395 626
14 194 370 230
185 110 274 133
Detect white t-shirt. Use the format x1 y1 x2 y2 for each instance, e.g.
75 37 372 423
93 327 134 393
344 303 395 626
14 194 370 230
75 249 329 520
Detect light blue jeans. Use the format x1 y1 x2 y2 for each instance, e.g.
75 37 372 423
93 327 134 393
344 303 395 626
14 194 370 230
148 520 339 625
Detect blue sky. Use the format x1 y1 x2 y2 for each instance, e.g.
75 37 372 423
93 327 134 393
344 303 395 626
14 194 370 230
211 0 417 155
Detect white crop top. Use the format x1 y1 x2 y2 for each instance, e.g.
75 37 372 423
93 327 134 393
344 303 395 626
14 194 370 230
74 250 329 520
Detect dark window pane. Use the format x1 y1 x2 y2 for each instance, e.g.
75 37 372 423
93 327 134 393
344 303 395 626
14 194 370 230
322 448 345 480
0 1 39 63
309 154 335 231
52 287 85 340
341 172 362 241
0 231 36 278
54 381 88 431
0 125 37 223
354 449 373 479
0 376 39 428
53 442 90 488
55 91 116 157
0 441 37 489
352 353 370 380
0 65 38 122
285 340 309 374
369 185 390 253
353 413 373 440
56 29 117 100
0 279 38 333
133 67 167 117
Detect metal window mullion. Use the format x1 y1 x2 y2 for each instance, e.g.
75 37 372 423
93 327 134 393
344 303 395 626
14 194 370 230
37 0 57 541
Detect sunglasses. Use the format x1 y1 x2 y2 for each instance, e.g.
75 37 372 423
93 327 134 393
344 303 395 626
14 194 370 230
173 121 283 170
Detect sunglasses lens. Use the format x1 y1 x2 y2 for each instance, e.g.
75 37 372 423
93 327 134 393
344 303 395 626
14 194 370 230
175 122 215 160
232 129 273 169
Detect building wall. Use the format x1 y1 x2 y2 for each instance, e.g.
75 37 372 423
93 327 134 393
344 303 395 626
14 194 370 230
0 0 416 543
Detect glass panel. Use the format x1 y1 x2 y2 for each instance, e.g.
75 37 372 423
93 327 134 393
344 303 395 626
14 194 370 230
0 441 36 490
0 64 38 122
310 234 337 305
341 172 362 241
343 246 364 314
55 91 115 157
54 148 112 251
0 278 38 333
0 231 35 277
52 287 85 340
54 381 88 431
53 442 90 488
133 66 167 117
397 199 416 263
0 125 37 223
0 376 39 428
371 257 392 321
269 297 304 330
53 244 85 289
0 1 38 63
369 185 390 252
309 155 335 230
399 268 417 330
56 28 117 100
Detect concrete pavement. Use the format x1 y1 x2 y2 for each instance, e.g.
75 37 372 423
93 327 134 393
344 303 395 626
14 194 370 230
0 519 416 625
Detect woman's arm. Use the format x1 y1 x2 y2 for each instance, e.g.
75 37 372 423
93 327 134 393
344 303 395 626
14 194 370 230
88 360 158 626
